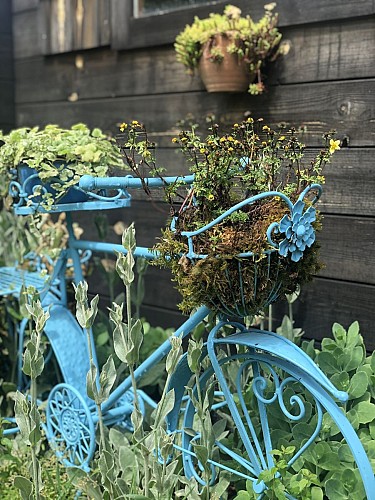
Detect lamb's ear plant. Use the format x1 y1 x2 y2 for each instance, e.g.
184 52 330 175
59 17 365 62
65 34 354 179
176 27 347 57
69 225 233 498
13 287 49 500
73 281 116 457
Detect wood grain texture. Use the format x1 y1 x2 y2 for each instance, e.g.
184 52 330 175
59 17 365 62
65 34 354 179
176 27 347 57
40 0 111 55
12 8 41 58
15 79 375 147
12 0 39 13
0 35 14 74
113 0 375 50
318 148 375 217
278 277 375 351
318 216 375 284
273 17 375 84
10 0 375 344
129 147 375 217
14 16 375 102
14 47 203 102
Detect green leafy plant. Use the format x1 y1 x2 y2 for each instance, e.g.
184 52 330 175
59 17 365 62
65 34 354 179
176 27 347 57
119 118 339 316
12 287 50 500
0 123 126 209
70 225 232 499
0 426 77 500
174 4 284 94
228 320 374 499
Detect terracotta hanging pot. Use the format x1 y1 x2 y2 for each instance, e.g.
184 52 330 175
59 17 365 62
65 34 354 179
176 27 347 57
198 34 251 93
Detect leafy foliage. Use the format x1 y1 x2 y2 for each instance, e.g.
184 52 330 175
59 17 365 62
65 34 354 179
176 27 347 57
0 123 126 209
232 321 374 499
174 4 283 94
140 117 338 315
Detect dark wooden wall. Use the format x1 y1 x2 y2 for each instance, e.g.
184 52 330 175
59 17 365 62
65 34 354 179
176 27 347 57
0 0 15 132
12 1 375 348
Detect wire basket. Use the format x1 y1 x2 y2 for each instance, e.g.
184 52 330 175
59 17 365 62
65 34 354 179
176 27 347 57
176 186 322 318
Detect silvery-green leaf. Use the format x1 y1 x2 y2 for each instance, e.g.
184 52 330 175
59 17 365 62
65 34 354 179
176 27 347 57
14 391 31 444
108 302 124 325
119 444 136 471
126 319 143 365
13 476 33 500
193 444 208 466
166 337 182 375
136 256 148 274
115 251 135 286
122 223 136 253
154 389 175 429
98 355 116 403
187 338 203 373
86 361 98 401
73 281 88 305
113 322 129 363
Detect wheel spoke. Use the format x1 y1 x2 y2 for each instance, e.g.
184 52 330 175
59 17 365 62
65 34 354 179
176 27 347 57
47 384 95 468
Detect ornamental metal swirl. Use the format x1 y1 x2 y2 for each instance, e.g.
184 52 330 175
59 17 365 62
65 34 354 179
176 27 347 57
176 351 324 495
8 172 132 213
176 184 322 263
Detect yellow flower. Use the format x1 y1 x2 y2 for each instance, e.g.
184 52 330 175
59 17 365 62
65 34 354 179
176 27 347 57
329 139 341 154
199 148 206 153
279 136 286 141
119 122 127 131
207 194 214 201
262 125 270 132
171 138 178 143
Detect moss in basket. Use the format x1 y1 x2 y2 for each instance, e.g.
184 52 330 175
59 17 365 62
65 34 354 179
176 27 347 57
0 123 125 209
118 118 339 316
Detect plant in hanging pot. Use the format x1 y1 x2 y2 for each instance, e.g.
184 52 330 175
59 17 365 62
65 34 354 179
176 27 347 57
118 118 340 318
0 123 125 210
174 4 283 94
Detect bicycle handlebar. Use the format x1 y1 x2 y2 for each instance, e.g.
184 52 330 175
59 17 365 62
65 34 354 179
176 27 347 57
79 174 195 191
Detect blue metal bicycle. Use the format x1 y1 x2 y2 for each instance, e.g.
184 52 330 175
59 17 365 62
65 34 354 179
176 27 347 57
1 170 374 498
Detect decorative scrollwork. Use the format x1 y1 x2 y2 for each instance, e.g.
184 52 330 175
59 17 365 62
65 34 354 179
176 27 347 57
8 171 132 214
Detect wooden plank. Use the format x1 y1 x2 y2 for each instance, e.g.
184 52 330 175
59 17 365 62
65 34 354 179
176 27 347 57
110 0 131 51
132 147 375 217
13 8 41 58
277 278 375 351
272 17 375 84
0 0 12 33
17 0 110 57
319 148 375 217
15 15 375 103
318 216 375 285
0 35 13 74
0 81 15 128
15 79 375 147
112 0 375 50
14 47 202 103
99 0 111 46
12 0 39 13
